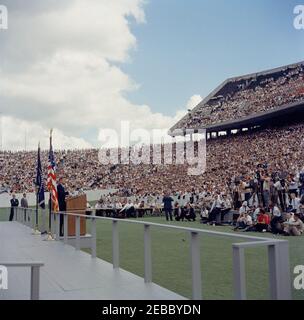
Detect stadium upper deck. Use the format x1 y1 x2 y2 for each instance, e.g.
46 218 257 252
169 61 304 135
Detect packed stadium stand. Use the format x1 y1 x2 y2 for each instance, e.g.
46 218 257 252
1 62 304 228
169 61 304 135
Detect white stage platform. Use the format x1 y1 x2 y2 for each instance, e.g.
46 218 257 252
0 222 186 300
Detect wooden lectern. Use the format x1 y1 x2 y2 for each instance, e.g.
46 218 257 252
66 194 87 236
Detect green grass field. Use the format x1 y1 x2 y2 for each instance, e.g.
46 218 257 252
1 208 303 300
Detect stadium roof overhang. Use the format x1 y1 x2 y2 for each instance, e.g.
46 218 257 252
169 60 304 137
168 101 304 136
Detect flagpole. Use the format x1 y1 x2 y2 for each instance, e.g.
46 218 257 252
49 192 52 232
45 130 55 241
32 184 41 235
36 191 38 227
32 143 41 235
44 192 54 240
35 143 39 229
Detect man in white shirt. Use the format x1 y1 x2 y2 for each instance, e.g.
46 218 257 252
239 201 249 215
270 204 283 234
272 205 282 217
262 175 271 210
208 192 224 224
120 199 135 218
200 206 209 222
115 201 123 210
288 178 298 195
252 205 261 222
95 200 102 210
274 179 286 211
284 213 304 236
234 212 252 231
290 193 301 213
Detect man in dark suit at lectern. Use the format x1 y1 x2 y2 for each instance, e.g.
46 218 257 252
57 178 69 236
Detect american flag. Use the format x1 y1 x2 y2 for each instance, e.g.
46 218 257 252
47 130 59 212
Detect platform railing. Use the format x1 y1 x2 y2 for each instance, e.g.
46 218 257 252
0 261 44 300
232 240 291 300
10 207 292 300
11 207 47 232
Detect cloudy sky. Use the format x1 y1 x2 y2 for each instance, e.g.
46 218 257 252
0 0 303 150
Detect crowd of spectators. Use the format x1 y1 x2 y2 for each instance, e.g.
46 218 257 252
172 63 304 129
1 61 304 236
1 121 304 235
1 122 304 198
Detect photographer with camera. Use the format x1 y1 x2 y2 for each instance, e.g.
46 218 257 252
299 170 304 197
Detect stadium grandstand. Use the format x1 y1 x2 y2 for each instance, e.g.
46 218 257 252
2 1 303 304
1 61 304 301
169 60 304 136
1 61 304 230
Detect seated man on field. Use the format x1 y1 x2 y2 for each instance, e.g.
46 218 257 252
184 203 196 222
137 200 146 217
200 204 209 224
252 204 263 222
174 202 183 221
239 201 250 215
120 199 136 218
94 199 104 216
270 204 284 234
220 194 233 224
208 192 224 225
283 213 304 236
234 212 253 231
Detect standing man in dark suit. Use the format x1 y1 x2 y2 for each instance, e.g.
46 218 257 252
9 194 19 221
163 191 174 221
57 178 69 236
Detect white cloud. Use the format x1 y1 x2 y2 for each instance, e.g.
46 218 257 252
165 95 203 134
0 0 199 150
186 94 202 110
0 116 92 151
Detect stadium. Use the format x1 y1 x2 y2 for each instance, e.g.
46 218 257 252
1 60 304 301
0 1 304 310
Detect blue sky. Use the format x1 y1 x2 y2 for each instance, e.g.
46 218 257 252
1 0 304 150
123 0 304 116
